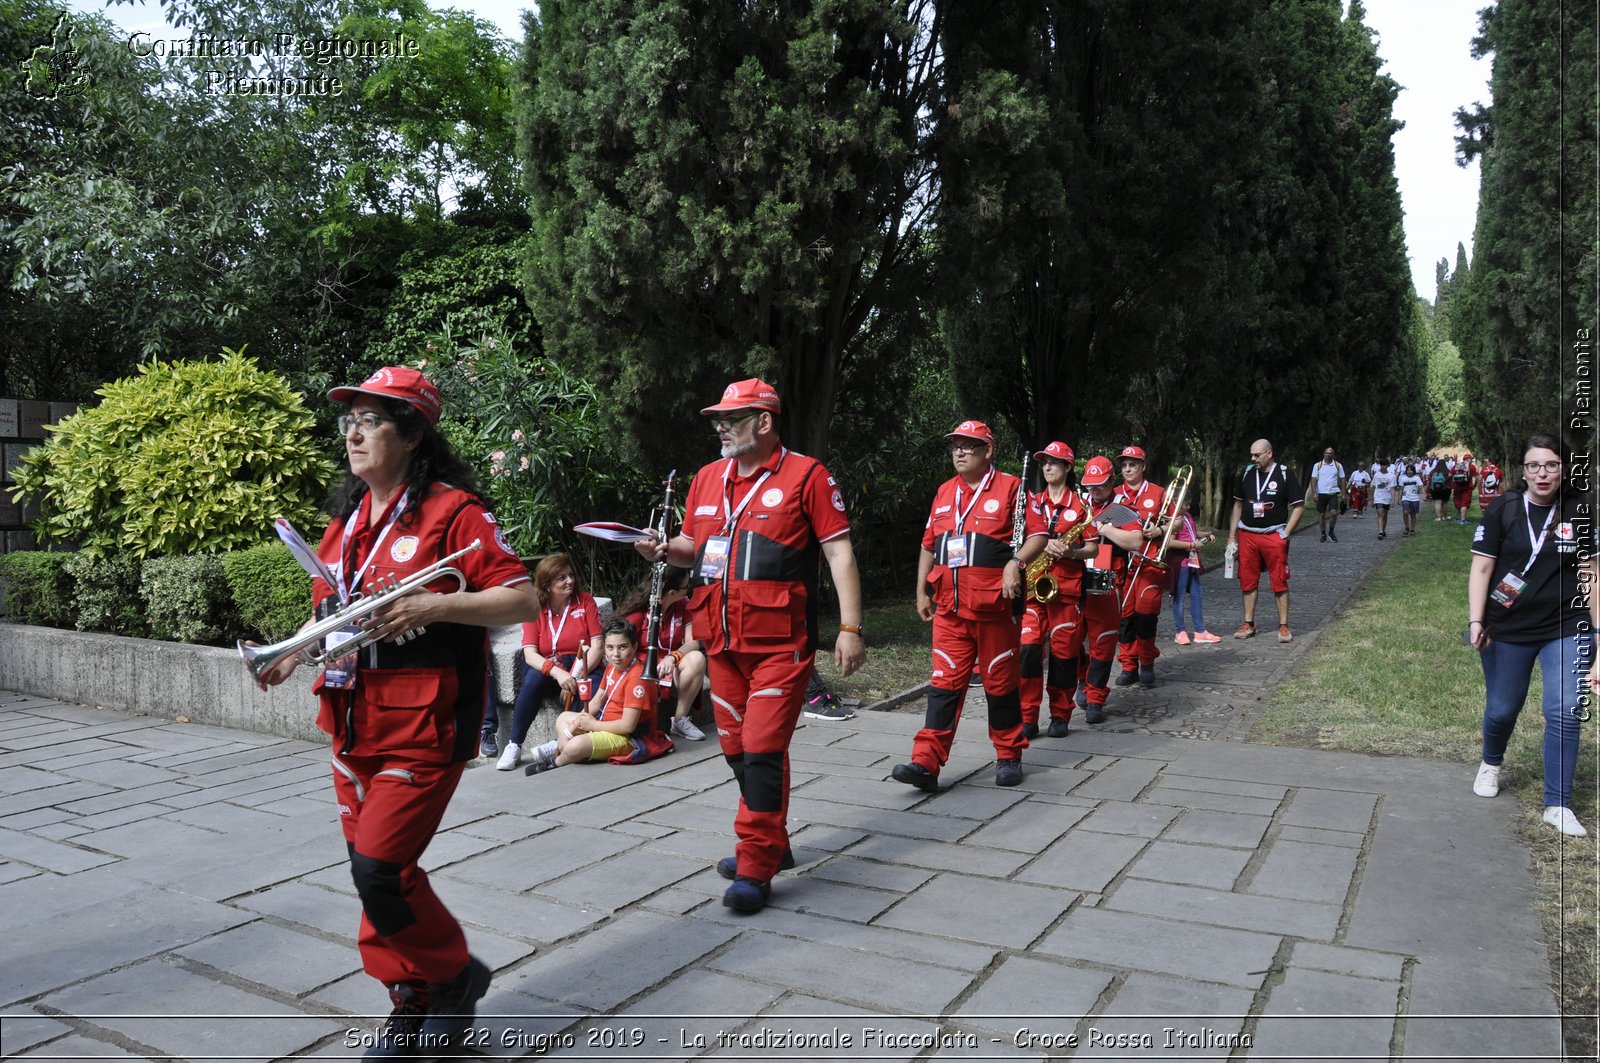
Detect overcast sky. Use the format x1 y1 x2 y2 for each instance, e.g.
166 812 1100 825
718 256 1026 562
65 0 1491 301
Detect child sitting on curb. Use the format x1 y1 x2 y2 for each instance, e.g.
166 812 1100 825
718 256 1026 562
525 618 672 774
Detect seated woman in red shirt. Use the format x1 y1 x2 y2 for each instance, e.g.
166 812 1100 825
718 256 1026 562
525 617 670 772
494 553 604 770
617 565 709 741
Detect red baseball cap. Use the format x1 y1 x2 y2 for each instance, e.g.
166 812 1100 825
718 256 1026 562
1034 441 1075 464
1081 456 1115 486
945 420 994 445
701 378 781 415
1119 445 1146 462
1463 453 1473 460
329 366 442 425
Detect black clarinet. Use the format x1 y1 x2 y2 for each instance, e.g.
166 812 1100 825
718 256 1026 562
641 469 677 682
1012 452 1030 618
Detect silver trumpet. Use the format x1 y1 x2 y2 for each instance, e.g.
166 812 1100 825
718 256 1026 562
238 539 482 682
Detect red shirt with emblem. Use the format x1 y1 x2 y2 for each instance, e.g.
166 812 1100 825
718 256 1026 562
593 656 659 735
679 447 850 655
521 592 603 659
1081 493 1144 576
1025 487 1091 598
922 467 1022 618
1114 478 1166 574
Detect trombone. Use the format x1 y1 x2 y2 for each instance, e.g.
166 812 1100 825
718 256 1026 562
1126 465 1194 581
238 540 482 682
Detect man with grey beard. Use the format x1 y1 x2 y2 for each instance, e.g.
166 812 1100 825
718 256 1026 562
639 378 865 914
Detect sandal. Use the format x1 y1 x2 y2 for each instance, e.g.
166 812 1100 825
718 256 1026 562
1233 622 1256 639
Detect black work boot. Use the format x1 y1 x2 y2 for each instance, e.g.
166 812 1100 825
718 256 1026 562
364 983 426 1058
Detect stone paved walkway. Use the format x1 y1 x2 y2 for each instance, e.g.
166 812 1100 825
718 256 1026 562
0 517 1571 1062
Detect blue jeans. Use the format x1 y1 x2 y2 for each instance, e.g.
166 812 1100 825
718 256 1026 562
1480 633 1592 807
1170 569 1206 634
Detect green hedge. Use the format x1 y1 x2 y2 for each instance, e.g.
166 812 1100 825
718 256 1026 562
0 552 74 626
0 543 310 646
142 554 239 645
223 544 311 644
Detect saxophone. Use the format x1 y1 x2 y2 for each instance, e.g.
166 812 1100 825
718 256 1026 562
1026 515 1096 603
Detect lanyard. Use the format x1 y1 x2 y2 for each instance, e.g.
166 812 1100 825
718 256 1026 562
953 466 996 533
1122 480 1150 508
1520 497 1558 577
1252 465 1276 501
720 448 786 534
1041 489 1070 533
595 662 636 718
337 487 409 603
545 600 574 654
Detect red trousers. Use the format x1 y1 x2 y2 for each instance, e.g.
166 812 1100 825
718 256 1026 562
331 753 469 989
1117 565 1165 671
706 649 812 882
911 610 1025 772
1079 588 1122 708
1020 597 1084 725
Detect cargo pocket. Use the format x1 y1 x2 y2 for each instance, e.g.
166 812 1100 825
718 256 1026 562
358 670 456 752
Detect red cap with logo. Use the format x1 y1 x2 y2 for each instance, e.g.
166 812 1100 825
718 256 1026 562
945 420 995 445
1034 441 1075 464
1463 453 1473 460
1080 456 1115 486
701 378 782 415
329 366 442 425
1119 445 1147 462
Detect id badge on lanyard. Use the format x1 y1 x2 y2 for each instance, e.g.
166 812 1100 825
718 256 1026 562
944 534 970 569
699 536 732 580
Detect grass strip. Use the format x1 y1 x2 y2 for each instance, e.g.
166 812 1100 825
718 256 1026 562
1250 517 1598 1058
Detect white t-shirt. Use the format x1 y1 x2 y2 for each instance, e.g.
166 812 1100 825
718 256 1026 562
1349 469 1372 490
1399 474 1423 503
1313 461 1345 494
1371 471 1396 505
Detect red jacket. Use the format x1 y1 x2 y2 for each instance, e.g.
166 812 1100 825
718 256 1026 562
679 447 850 655
312 483 530 763
923 467 1022 618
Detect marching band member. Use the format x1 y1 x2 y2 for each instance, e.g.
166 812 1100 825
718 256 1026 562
1113 445 1167 689
1019 441 1092 738
893 420 1042 790
259 366 536 1058
1077 456 1148 723
638 378 865 915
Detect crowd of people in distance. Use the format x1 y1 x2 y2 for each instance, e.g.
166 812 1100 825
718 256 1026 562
1297 449 1504 543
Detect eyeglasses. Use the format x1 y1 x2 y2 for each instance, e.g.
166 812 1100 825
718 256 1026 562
711 413 757 432
949 441 984 454
338 412 393 434
1523 461 1563 474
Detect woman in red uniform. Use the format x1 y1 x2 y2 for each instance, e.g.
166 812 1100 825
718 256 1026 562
494 554 604 770
261 366 536 1059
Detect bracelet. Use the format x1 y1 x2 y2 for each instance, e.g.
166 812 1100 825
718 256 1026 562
539 658 555 676
1468 620 1483 627
839 623 863 636
671 649 684 664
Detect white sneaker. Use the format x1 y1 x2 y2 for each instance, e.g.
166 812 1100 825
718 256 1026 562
1472 761 1500 798
495 742 521 771
1543 806 1588 837
671 716 706 741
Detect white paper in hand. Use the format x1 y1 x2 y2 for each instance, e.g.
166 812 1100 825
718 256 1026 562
573 521 656 543
275 517 340 595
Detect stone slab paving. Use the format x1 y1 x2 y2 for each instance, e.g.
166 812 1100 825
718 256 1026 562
0 687 1567 1061
0 528 1575 1060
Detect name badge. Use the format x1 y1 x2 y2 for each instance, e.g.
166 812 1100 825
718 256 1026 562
945 535 969 568
1252 502 1266 519
1490 571 1526 609
321 624 361 689
698 535 732 580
